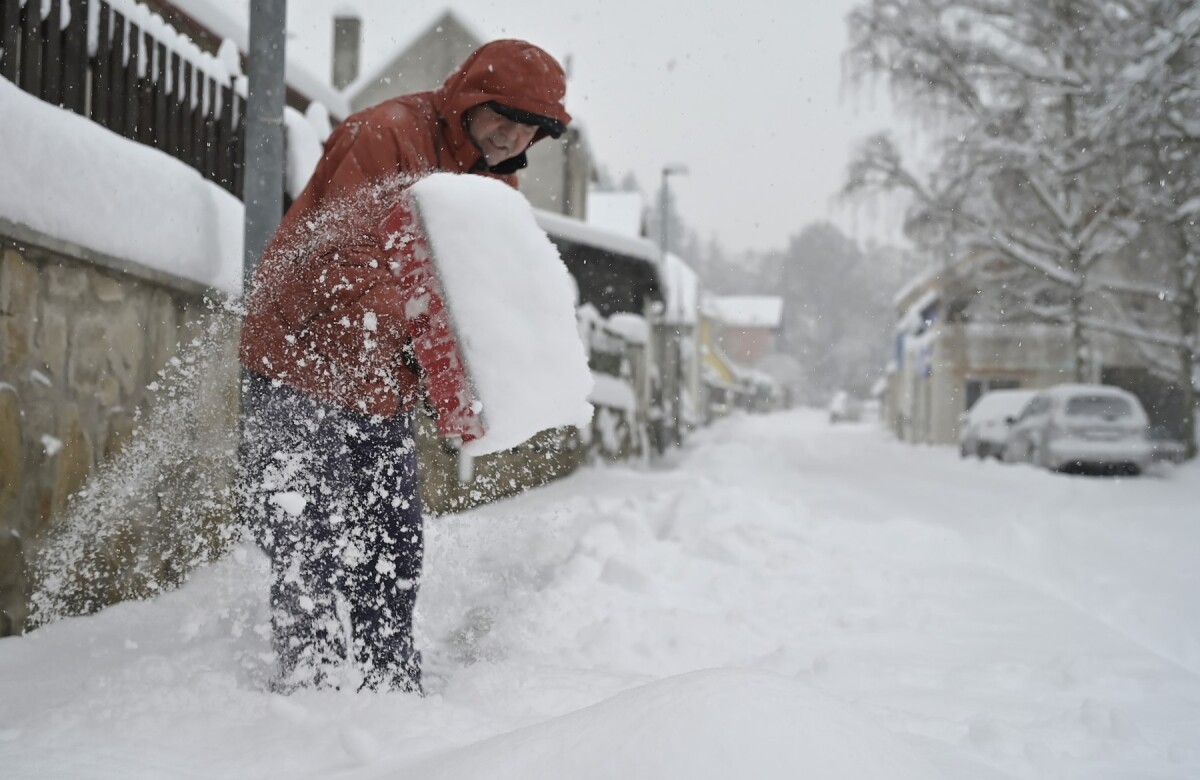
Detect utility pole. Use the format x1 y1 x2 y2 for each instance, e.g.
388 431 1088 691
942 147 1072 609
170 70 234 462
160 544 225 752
242 0 288 287
238 0 287 488
657 163 689 452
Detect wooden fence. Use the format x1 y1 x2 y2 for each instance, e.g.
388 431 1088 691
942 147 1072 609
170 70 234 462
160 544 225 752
1 0 245 198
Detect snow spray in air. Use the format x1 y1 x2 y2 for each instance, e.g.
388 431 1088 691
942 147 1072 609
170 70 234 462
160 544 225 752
28 302 244 627
28 172 594 628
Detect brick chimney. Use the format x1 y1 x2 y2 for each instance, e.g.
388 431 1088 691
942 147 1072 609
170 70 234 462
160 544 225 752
331 12 362 91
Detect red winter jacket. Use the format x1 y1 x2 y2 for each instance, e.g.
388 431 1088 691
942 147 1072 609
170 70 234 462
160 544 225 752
239 39 570 417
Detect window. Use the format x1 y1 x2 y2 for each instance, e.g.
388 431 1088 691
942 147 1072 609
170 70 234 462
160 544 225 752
964 378 1022 410
1066 396 1132 419
1026 396 1049 417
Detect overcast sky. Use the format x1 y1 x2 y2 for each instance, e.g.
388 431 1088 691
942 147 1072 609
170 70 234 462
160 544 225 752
231 0 903 254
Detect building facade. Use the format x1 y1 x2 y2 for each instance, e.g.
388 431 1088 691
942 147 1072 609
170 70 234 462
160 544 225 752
338 10 590 218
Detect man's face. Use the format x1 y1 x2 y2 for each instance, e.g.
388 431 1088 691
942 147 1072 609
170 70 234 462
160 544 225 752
466 105 539 166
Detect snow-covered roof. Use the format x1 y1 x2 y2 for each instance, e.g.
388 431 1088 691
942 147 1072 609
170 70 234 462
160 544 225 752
893 251 1005 311
534 209 660 266
892 265 943 308
896 288 939 334
167 0 351 117
708 296 784 329
585 190 644 238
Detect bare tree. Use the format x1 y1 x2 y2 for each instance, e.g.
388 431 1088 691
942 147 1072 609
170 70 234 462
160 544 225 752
1096 0 1200 455
844 0 1150 380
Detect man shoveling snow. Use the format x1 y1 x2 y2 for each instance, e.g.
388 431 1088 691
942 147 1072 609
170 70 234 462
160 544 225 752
238 39 586 694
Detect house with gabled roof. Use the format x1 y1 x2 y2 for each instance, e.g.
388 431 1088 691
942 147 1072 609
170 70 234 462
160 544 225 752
708 295 784 366
698 295 785 416
334 8 590 219
342 9 482 113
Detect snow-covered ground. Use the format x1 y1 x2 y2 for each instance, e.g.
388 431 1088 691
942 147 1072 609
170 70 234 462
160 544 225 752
2 409 1198 779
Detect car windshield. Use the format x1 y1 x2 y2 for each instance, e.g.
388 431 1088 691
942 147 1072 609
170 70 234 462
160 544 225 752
969 392 1034 422
1064 395 1132 419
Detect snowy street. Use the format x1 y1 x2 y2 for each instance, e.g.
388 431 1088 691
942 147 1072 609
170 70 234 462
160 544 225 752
4 0 1199 776
2 410 1199 779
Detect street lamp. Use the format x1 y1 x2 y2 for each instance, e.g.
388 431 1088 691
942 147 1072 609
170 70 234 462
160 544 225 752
659 162 689 262
656 162 688 455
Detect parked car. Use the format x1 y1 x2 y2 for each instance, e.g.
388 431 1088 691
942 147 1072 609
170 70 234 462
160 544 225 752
828 391 863 423
1002 384 1152 474
959 388 1037 459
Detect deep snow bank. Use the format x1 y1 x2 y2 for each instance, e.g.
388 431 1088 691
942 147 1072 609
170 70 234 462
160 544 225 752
3 410 1199 780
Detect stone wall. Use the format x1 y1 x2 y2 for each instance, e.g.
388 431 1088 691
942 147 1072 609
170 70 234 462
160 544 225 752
0 232 238 636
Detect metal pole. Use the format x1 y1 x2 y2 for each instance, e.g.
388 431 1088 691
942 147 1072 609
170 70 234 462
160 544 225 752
657 165 688 451
656 168 674 457
242 0 288 287
238 0 287 523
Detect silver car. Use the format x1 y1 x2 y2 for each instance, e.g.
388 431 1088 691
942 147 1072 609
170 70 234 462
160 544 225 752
1003 384 1153 474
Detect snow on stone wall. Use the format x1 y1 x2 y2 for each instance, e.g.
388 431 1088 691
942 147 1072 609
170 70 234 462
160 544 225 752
0 77 244 296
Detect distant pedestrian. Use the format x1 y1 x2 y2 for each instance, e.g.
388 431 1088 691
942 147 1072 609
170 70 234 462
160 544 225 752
238 39 570 693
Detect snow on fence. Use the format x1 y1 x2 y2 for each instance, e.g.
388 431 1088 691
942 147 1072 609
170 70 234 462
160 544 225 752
577 304 650 459
0 0 246 198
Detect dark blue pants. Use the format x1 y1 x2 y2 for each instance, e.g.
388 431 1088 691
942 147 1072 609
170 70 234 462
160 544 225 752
240 372 424 692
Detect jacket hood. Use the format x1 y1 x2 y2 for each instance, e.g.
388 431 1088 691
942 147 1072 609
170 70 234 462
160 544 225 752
434 39 572 171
